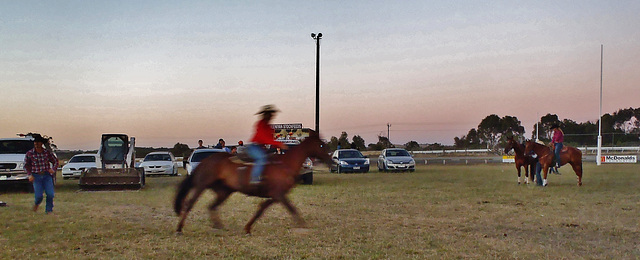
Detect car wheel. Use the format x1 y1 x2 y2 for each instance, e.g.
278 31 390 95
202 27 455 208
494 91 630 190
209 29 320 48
301 172 313 185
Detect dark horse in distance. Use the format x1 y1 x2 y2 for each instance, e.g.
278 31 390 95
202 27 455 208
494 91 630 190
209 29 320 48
524 140 583 186
174 130 332 234
504 136 537 184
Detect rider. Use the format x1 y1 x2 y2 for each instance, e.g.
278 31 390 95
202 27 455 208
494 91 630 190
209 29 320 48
550 124 564 172
248 105 287 184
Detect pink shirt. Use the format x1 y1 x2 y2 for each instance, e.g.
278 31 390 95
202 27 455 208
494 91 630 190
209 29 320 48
552 129 564 143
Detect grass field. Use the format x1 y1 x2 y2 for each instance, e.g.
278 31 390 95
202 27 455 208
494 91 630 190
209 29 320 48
1 163 639 259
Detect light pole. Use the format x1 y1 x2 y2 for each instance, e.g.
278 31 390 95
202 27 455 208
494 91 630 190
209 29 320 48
311 32 322 133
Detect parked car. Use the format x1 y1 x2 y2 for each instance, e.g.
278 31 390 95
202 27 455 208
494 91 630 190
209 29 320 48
377 148 415 172
140 151 178 176
186 148 227 175
330 149 369 173
62 153 97 179
0 137 34 188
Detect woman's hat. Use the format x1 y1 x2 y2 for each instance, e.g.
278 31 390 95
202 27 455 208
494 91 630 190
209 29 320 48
550 124 560 129
255 104 280 115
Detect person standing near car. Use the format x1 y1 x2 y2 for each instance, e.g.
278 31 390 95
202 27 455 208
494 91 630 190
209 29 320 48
248 105 287 184
24 135 59 214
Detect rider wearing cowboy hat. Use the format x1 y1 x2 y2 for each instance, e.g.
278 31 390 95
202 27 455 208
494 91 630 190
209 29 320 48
247 105 287 184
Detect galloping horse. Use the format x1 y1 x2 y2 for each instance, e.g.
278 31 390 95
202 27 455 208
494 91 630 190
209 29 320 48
174 130 332 234
524 140 583 186
504 136 537 184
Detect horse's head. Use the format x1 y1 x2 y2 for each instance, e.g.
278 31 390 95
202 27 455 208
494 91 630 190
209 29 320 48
504 136 515 154
524 140 534 155
301 130 333 167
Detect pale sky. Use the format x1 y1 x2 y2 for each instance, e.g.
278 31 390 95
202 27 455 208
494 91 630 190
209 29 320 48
1 1 639 150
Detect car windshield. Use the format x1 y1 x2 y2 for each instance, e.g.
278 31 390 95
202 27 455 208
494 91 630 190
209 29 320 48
385 150 410 157
144 154 172 161
69 156 96 163
0 140 33 154
339 150 364 159
191 151 220 162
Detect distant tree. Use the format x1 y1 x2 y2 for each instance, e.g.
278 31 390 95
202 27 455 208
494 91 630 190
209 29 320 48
328 136 339 151
170 143 192 157
368 135 393 150
477 114 502 149
338 132 351 149
426 143 444 150
404 141 420 151
351 135 366 151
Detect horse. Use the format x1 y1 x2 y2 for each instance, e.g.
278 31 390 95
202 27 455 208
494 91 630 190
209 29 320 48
524 140 583 186
504 136 537 184
174 130 332 234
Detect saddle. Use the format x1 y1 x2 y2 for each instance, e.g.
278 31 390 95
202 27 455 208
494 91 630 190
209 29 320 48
229 150 282 166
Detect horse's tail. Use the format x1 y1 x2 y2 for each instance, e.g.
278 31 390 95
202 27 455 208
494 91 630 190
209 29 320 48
174 173 195 215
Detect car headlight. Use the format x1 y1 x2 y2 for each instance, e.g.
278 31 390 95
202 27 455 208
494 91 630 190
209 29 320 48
18 163 25 169
410 159 415 164
340 161 348 166
365 158 370 165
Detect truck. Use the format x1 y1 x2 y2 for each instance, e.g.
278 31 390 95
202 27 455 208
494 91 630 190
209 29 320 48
0 136 34 190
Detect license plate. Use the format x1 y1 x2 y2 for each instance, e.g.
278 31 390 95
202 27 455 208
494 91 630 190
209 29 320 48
353 166 360 170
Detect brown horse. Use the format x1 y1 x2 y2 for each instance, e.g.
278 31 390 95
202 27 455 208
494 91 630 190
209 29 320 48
174 130 332 234
504 136 537 184
524 140 583 186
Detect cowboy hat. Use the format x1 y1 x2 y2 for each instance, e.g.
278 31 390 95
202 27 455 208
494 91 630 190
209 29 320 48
255 104 280 115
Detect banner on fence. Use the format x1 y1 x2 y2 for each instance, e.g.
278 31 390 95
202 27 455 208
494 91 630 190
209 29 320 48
601 155 637 163
502 155 515 163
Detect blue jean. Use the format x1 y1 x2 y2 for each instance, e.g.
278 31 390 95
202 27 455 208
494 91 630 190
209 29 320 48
535 162 543 186
554 143 563 167
247 144 267 181
33 173 55 212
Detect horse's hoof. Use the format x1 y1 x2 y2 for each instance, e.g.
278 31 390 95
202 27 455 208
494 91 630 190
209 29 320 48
175 231 183 236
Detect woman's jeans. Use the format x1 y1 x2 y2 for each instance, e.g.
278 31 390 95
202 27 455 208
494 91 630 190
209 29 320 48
247 144 267 182
554 143 563 167
32 173 55 212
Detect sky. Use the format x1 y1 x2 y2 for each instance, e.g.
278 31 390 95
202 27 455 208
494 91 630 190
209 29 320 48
1 1 639 150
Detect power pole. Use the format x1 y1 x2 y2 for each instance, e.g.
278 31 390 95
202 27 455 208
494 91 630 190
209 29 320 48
387 123 391 143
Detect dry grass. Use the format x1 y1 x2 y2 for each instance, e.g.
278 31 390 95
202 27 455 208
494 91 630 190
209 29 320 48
1 163 639 259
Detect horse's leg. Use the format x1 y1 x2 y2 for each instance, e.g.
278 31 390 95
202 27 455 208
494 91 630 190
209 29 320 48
524 163 530 184
244 198 276 234
542 164 549 187
516 164 522 184
176 187 206 233
208 188 233 229
279 195 306 228
570 162 583 186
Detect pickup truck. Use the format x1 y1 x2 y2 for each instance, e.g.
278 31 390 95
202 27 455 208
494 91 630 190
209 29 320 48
0 137 34 189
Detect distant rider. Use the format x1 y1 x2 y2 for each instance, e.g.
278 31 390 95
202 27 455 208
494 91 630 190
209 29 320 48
550 124 564 169
248 105 287 184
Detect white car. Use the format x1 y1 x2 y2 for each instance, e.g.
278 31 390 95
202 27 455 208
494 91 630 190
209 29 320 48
186 148 227 175
62 154 97 179
377 148 415 172
140 152 178 176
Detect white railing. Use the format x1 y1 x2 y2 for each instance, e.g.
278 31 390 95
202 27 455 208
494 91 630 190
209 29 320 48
412 146 639 154
413 149 491 154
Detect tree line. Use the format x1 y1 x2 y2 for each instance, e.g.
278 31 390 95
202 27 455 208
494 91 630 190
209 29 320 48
454 107 640 150
157 107 640 155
